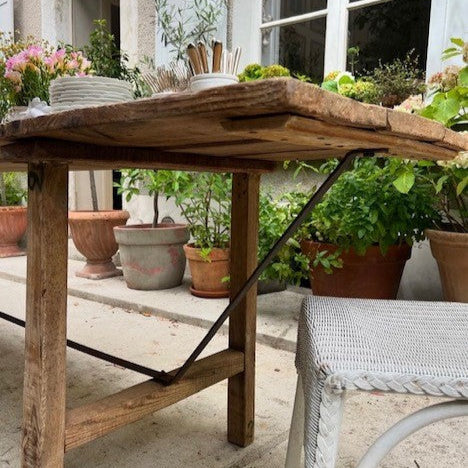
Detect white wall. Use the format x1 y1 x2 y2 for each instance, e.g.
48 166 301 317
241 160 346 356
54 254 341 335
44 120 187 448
0 0 14 35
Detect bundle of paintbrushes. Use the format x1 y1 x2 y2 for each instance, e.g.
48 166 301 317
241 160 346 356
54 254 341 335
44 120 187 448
143 62 191 94
187 40 242 76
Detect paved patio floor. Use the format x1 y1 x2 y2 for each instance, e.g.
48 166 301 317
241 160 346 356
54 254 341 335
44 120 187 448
0 255 466 467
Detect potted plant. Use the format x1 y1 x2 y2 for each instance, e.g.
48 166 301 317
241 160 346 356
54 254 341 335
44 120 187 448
417 38 468 302
114 169 190 290
0 172 27 257
257 191 308 294
177 172 231 298
66 21 149 279
297 157 438 299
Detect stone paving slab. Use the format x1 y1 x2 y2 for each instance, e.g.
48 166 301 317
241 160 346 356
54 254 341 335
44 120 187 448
0 278 466 467
0 253 305 352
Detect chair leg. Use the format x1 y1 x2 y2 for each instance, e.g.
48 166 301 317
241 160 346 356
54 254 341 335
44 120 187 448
285 375 305 468
313 382 345 468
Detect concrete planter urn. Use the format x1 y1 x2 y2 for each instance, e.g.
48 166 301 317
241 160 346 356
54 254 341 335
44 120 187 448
68 210 129 279
300 240 411 299
0 206 27 257
114 223 190 290
183 244 230 298
426 229 468 303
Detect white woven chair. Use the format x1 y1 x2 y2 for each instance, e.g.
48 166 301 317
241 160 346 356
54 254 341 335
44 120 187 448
285 296 468 468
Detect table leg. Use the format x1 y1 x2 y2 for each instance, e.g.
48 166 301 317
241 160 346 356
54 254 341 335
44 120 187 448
228 172 260 447
22 163 69 467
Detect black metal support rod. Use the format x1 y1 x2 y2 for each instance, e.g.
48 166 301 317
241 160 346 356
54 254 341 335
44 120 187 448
168 149 378 386
0 310 167 381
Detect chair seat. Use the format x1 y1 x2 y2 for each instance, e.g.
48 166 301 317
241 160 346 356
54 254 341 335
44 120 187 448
297 296 468 397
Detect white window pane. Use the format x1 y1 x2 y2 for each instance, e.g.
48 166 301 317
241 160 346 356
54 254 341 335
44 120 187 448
263 0 327 22
263 17 326 81
347 0 431 73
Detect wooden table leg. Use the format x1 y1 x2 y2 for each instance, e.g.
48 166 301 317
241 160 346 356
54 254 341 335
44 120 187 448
22 163 69 467
228 172 260 447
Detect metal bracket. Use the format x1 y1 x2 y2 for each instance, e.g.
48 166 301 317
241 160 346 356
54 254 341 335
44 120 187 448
165 149 384 386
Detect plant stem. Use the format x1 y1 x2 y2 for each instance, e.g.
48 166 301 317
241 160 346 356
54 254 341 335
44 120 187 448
89 171 99 212
0 173 6 205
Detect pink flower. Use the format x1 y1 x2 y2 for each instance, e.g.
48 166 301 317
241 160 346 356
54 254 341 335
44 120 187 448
26 45 43 58
4 70 22 84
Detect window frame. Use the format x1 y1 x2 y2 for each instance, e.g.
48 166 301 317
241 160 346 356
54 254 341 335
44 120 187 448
260 0 394 76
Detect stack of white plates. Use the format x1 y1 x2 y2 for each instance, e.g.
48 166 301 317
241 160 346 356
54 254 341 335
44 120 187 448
50 76 133 111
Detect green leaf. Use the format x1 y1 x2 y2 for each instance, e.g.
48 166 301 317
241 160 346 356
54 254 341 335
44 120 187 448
321 80 338 93
435 175 449 193
450 37 464 47
433 97 461 125
393 170 415 194
456 176 468 196
459 67 468 87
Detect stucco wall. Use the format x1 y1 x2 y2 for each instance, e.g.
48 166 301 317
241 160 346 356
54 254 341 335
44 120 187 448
14 0 42 38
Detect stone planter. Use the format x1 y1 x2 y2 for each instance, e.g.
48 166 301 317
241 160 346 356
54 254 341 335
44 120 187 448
68 210 129 279
184 244 230 298
0 206 27 257
426 229 468 303
114 223 190 290
301 240 412 299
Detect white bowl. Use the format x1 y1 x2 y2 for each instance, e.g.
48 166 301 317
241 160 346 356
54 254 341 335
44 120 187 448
189 73 239 92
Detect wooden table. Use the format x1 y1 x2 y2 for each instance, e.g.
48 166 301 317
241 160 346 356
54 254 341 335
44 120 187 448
0 78 466 467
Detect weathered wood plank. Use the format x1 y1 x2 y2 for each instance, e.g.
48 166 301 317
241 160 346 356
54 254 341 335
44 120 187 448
385 109 447 142
1 80 463 160
223 114 458 161
65 350 244 451
22 162 69 468
438 128 468 152
285 79 388 129
228 173 260 447
0 139 276 173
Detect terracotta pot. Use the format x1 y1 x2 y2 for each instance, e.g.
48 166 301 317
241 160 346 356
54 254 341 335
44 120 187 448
183 244 230 298
114 223 190 290
0 206 27 257
68 210 129 280
426 229 468 303
300 240 411 299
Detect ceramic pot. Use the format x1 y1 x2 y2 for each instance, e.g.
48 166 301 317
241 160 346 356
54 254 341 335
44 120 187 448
183 244 230 298
68 210 129 279
0 206 27 257
189 73 239 92
426 229 468 303
301 240 411 299
114 223 190 290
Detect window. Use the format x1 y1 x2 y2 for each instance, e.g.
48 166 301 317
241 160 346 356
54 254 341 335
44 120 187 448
261 0 431 80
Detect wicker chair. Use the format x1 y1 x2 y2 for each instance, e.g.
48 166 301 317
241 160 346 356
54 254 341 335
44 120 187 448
285 296 468 468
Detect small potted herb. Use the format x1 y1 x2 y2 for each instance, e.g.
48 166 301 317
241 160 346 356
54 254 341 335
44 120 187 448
0 172 27 257
179 172 231 298
297 157 438 299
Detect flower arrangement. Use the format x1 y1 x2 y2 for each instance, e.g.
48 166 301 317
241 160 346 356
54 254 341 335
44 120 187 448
0 34 91 118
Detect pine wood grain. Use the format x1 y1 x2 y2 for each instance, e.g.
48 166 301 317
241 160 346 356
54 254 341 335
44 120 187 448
22 162 69 468
228 173 260 447
65 350 244 451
